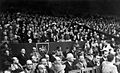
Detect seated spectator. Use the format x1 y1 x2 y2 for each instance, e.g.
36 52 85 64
2 36 9 44
55 46 64 59
10 57 23 72
75 54 87 69
51 56 66 73
45 54 52 68
30 47 41 61
64 53 76 73
102 54 118 73
93 55 101 66
63 47 70 59
40 58 48 67
2 50 12 71
31 56 39 69
115 48 120 65
100 50 109 64
35 64 48 73
86 49 95 67
24 60 35 73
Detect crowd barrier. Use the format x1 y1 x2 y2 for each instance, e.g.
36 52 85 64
69 66 101 73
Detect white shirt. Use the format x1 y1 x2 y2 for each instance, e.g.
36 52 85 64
102 61 118 73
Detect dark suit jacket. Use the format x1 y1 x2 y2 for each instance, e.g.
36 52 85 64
64 61 74 73
17 53 28 66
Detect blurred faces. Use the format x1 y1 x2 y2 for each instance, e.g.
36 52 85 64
67 53 75 62
79 55 85 62
41 58 47 66
117 48 120 55
33 47 37 52
88 49 93 55
38 64 46 73
103 51 109 57
5 50 10 56
31 56 38 62
45 54 49 61
54 57 62 64
94 55 100 63
21 49 26 54
13 57 19 63
26 60 33 70
4 36 8 40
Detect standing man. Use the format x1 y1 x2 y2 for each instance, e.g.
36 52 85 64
17 48 28 66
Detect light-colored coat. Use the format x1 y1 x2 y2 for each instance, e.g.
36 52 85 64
102 61 118 73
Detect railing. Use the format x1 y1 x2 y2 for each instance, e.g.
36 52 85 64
69 66 101 73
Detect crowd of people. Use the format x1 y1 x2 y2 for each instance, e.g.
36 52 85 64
0 10 120 73
0 39 120 73
0 11 120 44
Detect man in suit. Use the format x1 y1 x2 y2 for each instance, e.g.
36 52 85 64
64 53 76 73
17 48 28 66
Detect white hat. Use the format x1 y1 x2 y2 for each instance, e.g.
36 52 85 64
66 53 75 59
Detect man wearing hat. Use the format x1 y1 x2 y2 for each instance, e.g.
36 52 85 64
64 53 76 73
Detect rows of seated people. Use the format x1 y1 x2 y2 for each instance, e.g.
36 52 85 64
0 39 120 73
0 11 120 44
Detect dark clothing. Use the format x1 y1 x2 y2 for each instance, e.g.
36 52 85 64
86 57 95 67
100 57 106 65
1 55 12 70
86 60 95 67
64 61 75 73
17 53 28 66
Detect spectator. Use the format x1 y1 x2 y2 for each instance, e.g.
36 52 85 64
45 54 52 68
30 47 41 62
10 57 23 72
52 56 66 73
102 54 118 73
55 46 64 59
24 60 35 73
100 50 109 64
64 53 76 73
63 47 70 58
2 50 12 71
17 49 28 66
75 54 87 69
40 58 48 67
93 55 101 66
35 64 48 73
31 56 39 68
86 49 95 67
